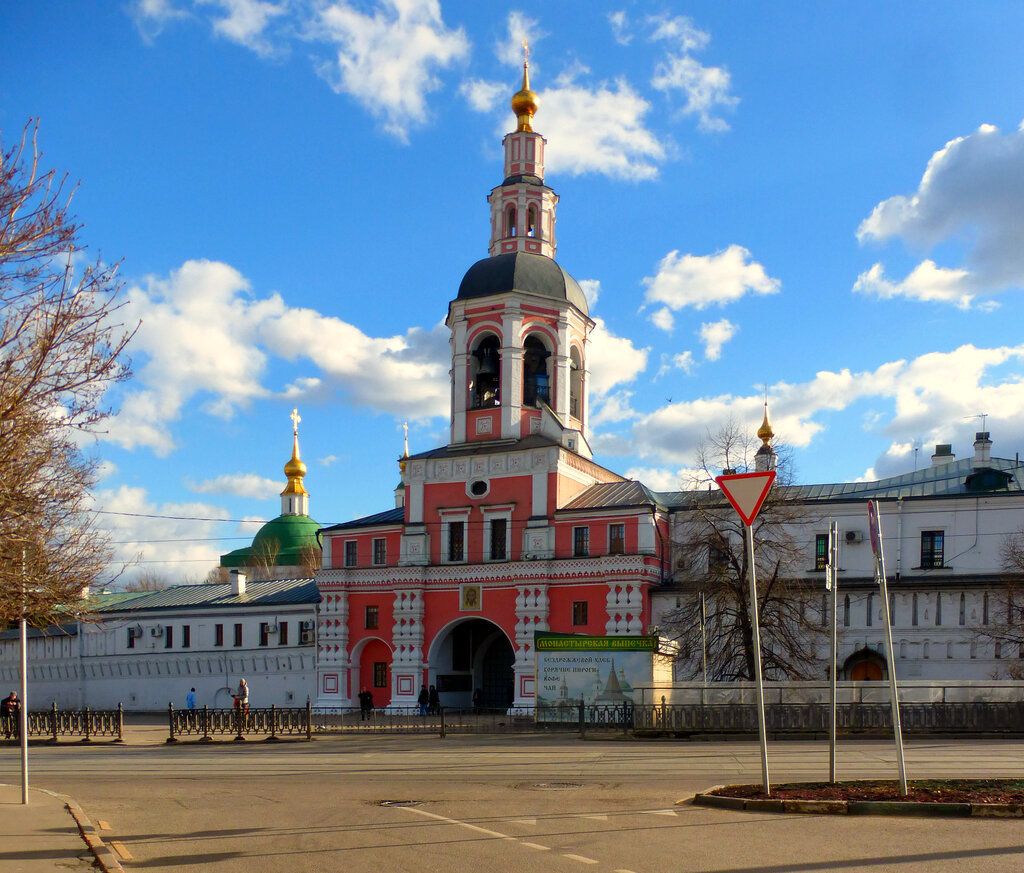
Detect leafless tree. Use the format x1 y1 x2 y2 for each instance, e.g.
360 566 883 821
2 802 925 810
298 541 322 577
973 527 1024 678
660 421 826 680
246 537 281 581
0 121 134 626
123 571 172 592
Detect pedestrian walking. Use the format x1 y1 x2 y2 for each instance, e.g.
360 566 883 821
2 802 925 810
417 684 429 716
186 687 197 710
358 687 374 721
428 684 440 715
1 691 19 739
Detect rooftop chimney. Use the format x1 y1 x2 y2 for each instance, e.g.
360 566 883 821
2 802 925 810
931 444 956 467
230 569 247 596
973 431 992 468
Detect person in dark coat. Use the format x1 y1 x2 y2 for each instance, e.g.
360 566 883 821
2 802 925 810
428 684 440 715
417 684 429 716
358 688 374 721
1 692 19 739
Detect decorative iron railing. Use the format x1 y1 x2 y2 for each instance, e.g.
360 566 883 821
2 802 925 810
632 701 1024 735
18 703 124 742
167 702 312 742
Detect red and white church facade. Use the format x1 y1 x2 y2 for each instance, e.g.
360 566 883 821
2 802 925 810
314 65 669 710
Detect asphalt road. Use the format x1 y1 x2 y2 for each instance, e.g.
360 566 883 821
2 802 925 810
3 735 1024 872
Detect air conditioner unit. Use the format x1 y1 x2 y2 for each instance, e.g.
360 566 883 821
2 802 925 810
301 619 316 631
845 530 864 544
128 625 143 639
266 623 279 633
150 625 164 637
300 629 315 645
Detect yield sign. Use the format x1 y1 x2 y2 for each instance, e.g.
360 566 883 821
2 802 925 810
715 471 776 526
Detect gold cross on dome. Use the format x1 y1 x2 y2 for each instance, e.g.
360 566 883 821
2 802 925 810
290 407 301 436
522 40 529 65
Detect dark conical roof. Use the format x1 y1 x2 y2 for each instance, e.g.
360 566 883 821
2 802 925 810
457 252 588 316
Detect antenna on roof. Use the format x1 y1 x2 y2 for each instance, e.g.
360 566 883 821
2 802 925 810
964 412 989 432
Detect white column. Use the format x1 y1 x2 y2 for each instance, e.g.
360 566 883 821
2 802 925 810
316 588 350 707
514 585 549 707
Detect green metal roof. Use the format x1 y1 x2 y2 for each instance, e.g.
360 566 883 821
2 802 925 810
220 513 321 568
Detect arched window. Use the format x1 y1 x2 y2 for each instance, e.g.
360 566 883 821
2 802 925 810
527 205 538 238
923 641 930 659
506 206 517 237
522 334 550 406
471 335 501 409
569 347 583 420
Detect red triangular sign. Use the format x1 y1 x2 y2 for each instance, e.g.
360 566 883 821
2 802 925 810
715 471 776 526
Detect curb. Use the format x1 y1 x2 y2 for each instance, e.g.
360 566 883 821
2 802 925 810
45 789 126 873
687 788 1024 818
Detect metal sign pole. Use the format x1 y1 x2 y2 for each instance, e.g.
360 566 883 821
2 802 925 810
869 501 908 795
745 523 770 795
828 520 838 784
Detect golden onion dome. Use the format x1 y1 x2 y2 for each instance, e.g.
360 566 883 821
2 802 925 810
512 54 538 131
284 450 307 480
757 404 774 445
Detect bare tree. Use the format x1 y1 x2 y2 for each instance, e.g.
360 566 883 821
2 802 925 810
123 571 172 592
973 527 1024 678
298 541 322 577
246 537 281 581
0 121 134 626
661 421 826 680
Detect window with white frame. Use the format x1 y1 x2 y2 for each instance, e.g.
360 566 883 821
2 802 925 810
441 511 470 563
372 537 386 566
344 540 357 567
573 526 590 557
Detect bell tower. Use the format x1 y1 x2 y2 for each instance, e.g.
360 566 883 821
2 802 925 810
446 52 594 457
487 50 558 259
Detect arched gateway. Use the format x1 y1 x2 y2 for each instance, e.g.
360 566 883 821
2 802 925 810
427 618 514 710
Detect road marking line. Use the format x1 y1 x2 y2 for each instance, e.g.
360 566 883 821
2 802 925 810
575 813 608 821
616 869 639 872
97 820 111 831
521 842 551 851
398 805 516 841
645 809 678 816
563 853 599 864
510 818 537 825
109 840 133 861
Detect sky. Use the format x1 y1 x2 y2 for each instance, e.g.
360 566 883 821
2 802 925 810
3 1 1024 585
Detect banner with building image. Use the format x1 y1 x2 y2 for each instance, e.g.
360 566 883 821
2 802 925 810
534 633 655 715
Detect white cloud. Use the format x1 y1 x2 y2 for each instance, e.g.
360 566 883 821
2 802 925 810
93 486 232 585
187 473 283 499
623 465 696 491
648 14 736 132
459 78 505 112
650 306 675 331
673 351 696 374
462 66 669 181
608 11 632 45
110 259 450 455
699 318 737 361
318 454 340 466
130 0 189 43
313 0 469 142
856 120 1024 307
197 0 286 56
578 279 601 309
643 245 779 320
495 11 542 68
609 343 1024 477
587 316 649 398
590 390 640 427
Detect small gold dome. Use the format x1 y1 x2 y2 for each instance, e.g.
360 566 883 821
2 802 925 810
512 57 538 131
757 404 774 445
284 453 307 479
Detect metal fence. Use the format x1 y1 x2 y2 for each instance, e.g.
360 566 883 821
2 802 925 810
18 703 124 742
633 701 1024 735
167 702 312 742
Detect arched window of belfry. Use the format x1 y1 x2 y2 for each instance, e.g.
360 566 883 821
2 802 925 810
569 347 583 420
527 205 538 238
471 335 501 409
522 334 551 407
506 206 517 237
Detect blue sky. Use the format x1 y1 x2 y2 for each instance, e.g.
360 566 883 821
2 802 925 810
4 2 1024 583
